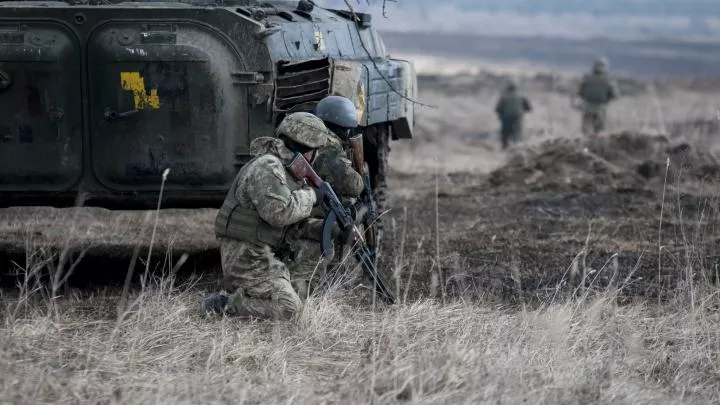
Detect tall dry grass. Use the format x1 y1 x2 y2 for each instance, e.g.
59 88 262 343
2 272 719 404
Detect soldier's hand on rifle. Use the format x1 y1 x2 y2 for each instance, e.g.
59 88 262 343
341 196 357 208
338 224 353 246
312 186 325 206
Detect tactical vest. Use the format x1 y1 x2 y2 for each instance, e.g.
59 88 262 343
580 74 612 105
497 94 526 121
214 157 288 248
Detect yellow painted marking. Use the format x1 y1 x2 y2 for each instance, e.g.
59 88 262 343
120 72 160 110
356 83 366 122
314 30 326 52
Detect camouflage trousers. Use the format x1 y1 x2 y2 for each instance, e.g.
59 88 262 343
291 236 363 296
581 107 607 136
286 238 334 301
218 236 333 321
292 215 366 294
219 237 301 321
500 118 523 149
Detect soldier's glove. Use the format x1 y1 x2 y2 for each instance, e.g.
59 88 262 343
312 186 325 206
338 225 353 246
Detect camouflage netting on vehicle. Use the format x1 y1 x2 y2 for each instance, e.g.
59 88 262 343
489 132 720 193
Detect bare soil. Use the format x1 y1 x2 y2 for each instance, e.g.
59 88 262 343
383 131 720 304
4 127 720 404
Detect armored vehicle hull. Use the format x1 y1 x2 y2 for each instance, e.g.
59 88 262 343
0 0 416 208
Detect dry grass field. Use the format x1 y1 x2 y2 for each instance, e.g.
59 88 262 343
3 58 720 403
3 283 720 404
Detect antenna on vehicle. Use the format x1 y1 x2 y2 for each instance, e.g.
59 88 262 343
308 0 435 109
343 0 436 109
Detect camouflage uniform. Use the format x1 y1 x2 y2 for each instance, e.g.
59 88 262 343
577 58 619 136
213 113 330 321
313 95 365 200
310 95 368 284
495 80 532 149
288 133 363 298
315 135 364 199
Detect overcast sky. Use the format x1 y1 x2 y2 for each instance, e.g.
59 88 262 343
317 0 720 40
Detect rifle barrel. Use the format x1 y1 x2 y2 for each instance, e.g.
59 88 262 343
355 244 395 304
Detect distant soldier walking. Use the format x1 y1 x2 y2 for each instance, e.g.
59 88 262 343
495 79 532 149
576 57 619 136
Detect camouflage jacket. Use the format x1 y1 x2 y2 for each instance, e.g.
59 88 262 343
243 137 317 227
578 73 619 107
314 134 364 199
495 90 532 121
214 137 317 247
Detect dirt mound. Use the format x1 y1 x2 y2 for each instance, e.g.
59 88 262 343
489 132 720 193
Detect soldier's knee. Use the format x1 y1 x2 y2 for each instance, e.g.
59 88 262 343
223 276 301 321
274 287 302 321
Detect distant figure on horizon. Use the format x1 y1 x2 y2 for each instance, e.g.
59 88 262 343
575 57 619 136
495 78 533 149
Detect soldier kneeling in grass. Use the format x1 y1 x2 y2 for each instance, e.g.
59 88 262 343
202 112 334 321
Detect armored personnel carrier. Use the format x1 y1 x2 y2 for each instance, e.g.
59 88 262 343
0 0 416 209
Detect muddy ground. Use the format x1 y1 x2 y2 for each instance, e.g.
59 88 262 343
383 132 720 303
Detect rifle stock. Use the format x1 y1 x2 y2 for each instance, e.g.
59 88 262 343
365 214 377 246
349 133 378 262
286 153 323 188
348 134 366 175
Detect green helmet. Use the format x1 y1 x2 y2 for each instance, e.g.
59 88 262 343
275 112 328 149
593 57 608 73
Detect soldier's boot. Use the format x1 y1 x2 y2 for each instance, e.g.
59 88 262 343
501 134 510 149
201 291 229 316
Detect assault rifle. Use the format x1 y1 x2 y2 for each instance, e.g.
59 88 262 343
348 134 378 264
286 153 395 304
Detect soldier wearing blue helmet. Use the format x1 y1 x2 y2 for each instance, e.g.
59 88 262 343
315 95 360 141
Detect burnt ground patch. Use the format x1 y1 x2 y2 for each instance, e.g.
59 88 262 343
382 133 720 303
